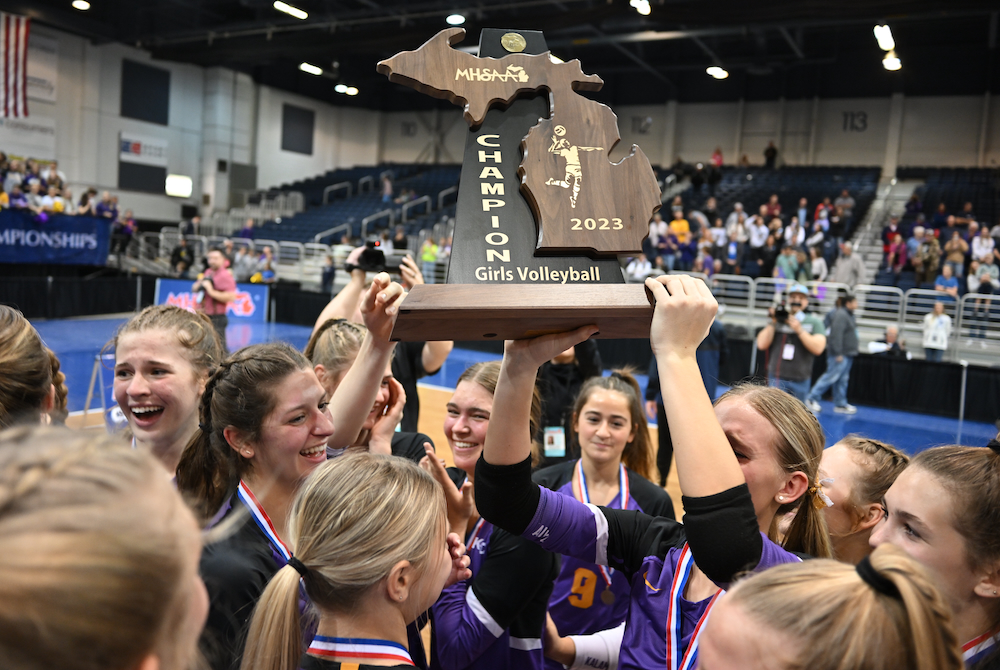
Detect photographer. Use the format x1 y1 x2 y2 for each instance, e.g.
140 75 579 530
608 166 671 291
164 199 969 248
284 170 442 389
755 283 827 401
193 247 237 351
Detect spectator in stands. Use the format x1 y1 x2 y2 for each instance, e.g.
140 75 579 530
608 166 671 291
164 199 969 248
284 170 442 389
942 230 968 278
381 174 393 203
77 188 97 216
42 161 65 190
756 233 779 278
796 197 809 225
806 293 859 415
906 225 924 267
195 247 238 348
111 210 137 255
764 140 778 168
23 159 43 187
871 324 907 357
828 207 847 250
8 184 27 209
626 253 652 282
881 214 903 248
955 201 977 225
912 227 941 285
697 226 714 260
834 189 856 228
229 245 252 283
806 219 826 249
931 202 949 229
727 211 749 245
722 229 745 274
784 216 806 249
420 237 439 283
830 242 866 287
238 218 255 239
815 196 833 223
968 260 999 295
964 221 980 247
794 249 811 283
972 225 996 264
392 224 408 251
725 201 745 229
58 188 71 213
757 283 827 400
0 185 8 209
710 146 723 168
748 210 769 259
437 236 452 259
669 208 691 244
40 185 60 213
253 246 276 283
765 193 782 218
25 182 44 214
3 158 22 193
709 217 727 259
96 191 119 222
774 244 799 279
934 264 960 300
887 233 908 281
904 193 922 217
181 214 200 236
321 254 336 294
171 237 194 278
703 196 719 222
922 301 951 362
809 246 828 282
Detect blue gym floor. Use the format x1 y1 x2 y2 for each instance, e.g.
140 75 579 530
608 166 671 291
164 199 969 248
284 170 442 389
33 316 996 455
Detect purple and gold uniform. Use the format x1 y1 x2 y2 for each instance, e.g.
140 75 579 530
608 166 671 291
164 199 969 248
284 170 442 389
476 456 802 670
533 460 673 669
429 468 558 670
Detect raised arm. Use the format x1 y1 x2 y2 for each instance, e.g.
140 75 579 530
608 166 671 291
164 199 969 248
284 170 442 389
326 273 404 448
644 275 744 497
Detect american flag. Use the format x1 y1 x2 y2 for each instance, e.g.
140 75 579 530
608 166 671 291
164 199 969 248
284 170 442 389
0 12 29 118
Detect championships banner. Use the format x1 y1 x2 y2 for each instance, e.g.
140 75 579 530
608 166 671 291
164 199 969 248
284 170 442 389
154 278 269 324
0 209 110 265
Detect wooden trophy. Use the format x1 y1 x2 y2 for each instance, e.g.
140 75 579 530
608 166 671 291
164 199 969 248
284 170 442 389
378 28 661 341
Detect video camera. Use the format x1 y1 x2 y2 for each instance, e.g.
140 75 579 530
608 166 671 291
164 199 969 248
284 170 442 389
345 238 403 274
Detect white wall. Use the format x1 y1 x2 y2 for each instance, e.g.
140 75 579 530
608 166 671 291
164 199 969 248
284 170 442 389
898 96 983 167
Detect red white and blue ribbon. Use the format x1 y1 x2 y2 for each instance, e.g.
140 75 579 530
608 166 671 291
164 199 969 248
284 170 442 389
963 628 1000 665
307 636 414 666
665 544 723 670
237 480 292 563
467 517 486 548
573 460 630 590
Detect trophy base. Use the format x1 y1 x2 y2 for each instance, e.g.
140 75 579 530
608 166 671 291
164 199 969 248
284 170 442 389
390 284 654 342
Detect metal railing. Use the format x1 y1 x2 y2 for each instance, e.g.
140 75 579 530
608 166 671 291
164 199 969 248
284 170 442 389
402 195 432 223
709 274 755 332
361 209 395 238
358 175 375 193
313 223 352 244
323 182 353 205
437 185 458 210
853 284 904 329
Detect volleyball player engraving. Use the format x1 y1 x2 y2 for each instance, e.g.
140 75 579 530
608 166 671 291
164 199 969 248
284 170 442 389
378 28 660 340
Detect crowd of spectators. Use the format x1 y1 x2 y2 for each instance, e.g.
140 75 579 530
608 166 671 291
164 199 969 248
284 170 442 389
632 187 863 285
880 197 1000 302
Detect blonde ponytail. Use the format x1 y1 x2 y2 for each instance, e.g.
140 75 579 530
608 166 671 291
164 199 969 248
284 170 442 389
240 566 303 670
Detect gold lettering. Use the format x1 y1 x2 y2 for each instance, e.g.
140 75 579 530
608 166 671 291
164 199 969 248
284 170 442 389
482 199 505 211
477 135 501 148
479 166 503 178
478 150 502 163
487 249 510 262
481 183 504 196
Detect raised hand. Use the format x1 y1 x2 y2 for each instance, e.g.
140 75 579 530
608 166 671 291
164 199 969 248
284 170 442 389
399 254 423 290
644 275 718 358
420 443 474 536
444 532 472 587
360 272 405 343
503 325 598 379
367 378 407 455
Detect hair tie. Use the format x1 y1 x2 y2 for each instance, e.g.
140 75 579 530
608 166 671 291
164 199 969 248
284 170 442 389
988 438 1000 456
199 422 211 433
808 478 835 510
856 555 900 599
287 556 309 577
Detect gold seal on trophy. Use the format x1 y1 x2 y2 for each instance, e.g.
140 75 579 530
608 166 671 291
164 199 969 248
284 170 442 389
500 32 527 53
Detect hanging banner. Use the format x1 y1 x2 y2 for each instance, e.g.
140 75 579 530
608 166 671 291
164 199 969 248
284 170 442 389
0 209 110 265
27 33 58 103
154 278 269 324
119 132 168 167
0 115 56 159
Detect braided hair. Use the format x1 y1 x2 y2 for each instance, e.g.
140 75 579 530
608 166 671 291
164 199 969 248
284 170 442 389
176 342 311 522
0 305 69 428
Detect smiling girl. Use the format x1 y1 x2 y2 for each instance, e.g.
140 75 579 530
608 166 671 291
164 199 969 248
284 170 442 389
111 305 224 475
534 371 673 669
871 441 1000 668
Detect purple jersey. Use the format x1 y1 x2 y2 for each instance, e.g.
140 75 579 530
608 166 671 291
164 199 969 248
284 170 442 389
521 485 799 670
430 469 557 670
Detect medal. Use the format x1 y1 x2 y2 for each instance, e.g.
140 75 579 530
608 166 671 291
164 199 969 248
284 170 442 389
573 460 630 605
308 636 414 666
237 479 291 564
665 544 723 670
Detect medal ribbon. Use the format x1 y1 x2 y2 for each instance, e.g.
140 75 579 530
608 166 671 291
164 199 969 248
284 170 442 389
665 544 723 670
467 517 486 548
308 636 414 666
963 628 1000 662
573 460 630 593
237 480 292 563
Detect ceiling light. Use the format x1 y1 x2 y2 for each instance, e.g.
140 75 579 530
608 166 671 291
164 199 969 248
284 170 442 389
273 1 308 20
165 175 193 198
873 25 895 51
299 62 322 75
345 87 359 96
335 84 348 94
706 66 729 79
882 50 901 71
630 0 651 16
446 14 466 26
71 0 90 10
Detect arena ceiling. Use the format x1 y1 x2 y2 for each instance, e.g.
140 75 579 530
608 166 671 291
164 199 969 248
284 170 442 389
9 0 1000 109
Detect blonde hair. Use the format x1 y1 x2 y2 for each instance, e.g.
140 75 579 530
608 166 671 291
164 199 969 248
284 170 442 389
109 304 224 379
240 453 445 670
0 426 199 670
716 384 833 558
837 435 909 517
728 544 963 670
303 318 367 382
571 369 656 482
0 305 68 428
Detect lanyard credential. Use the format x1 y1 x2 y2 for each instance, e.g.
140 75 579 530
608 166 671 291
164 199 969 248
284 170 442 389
237 480 292 564
573 460 630 604
665 544 723 670
308 636 415 666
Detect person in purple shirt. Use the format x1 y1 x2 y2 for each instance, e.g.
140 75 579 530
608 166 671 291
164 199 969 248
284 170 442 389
534 370 673 670
476 275 832 670
420 360 558 670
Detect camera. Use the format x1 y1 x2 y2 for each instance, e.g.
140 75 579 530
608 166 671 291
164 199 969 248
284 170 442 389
774 302 789 324
345 238 402 274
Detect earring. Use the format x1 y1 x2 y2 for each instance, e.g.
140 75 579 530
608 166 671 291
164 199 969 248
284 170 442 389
778 495 785 502
242 450 251 457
